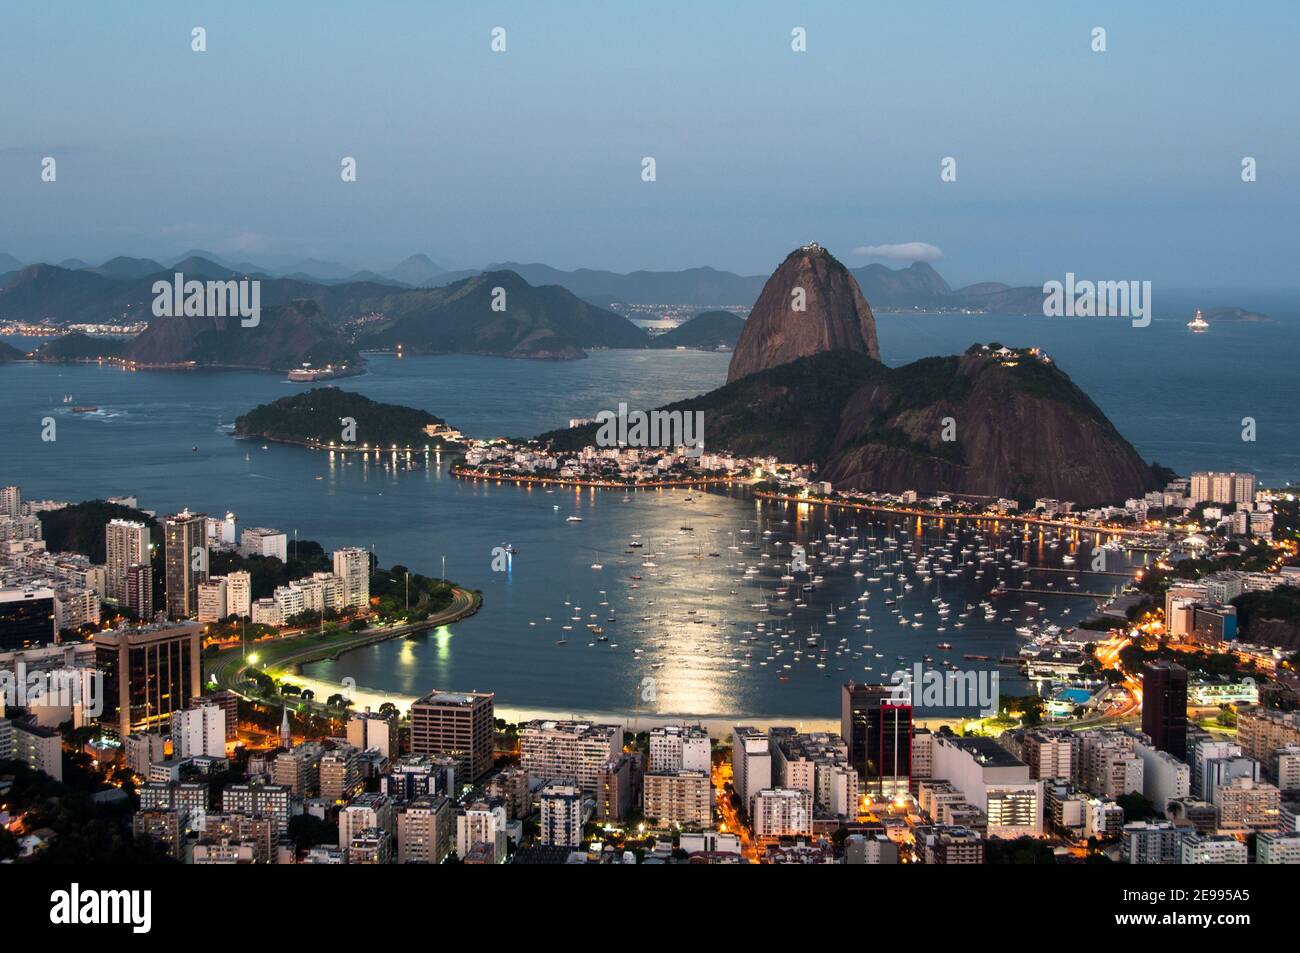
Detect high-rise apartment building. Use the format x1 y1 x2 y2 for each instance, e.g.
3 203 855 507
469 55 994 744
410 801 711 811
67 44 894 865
164 510 207 619
105 518 150 603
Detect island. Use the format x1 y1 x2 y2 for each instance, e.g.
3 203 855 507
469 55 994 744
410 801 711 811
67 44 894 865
648 310 746 350
233 388 463 452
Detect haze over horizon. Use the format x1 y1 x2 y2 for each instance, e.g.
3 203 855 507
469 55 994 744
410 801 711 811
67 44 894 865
2 1 1298 293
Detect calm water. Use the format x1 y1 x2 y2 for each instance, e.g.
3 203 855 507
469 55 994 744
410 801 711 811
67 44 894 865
1 307 1295 719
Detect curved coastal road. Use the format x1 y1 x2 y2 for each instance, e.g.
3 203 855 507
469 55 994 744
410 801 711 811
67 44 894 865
204 587 480 707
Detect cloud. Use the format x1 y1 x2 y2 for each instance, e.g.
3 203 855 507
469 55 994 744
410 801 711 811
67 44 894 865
852 242 943 263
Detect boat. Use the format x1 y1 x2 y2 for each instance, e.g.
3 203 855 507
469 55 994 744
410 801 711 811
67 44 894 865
1187 309 1209 332
69 405 98 414
565 516 583 522
590 563 603 570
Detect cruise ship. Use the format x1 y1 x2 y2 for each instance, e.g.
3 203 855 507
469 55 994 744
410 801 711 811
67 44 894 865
1187 309 1209 332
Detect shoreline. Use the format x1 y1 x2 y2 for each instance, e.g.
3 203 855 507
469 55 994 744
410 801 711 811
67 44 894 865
450 465 748 491
275 670 970 737
753 490 1157 538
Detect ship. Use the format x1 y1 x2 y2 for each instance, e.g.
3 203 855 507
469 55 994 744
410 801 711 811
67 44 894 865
1187 309 1209 332
69 405 98 413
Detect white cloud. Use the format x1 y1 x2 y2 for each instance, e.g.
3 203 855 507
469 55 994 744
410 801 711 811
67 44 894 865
852 242 943 263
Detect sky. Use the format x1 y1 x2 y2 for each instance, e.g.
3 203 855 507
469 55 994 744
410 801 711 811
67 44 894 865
1 0 1297 291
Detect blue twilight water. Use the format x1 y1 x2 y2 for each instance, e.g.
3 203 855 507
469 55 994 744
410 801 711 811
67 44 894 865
0 308 1295 720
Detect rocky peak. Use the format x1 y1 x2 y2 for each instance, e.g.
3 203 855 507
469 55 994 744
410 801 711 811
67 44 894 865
727 243 879 383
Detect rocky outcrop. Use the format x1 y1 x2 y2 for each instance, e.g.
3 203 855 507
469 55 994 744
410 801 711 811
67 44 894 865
727 244 879 382
560 344 1159 506
121 299 360 371
816 346 1160 504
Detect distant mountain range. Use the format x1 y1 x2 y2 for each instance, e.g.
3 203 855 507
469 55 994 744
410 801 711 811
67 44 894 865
2 250 1056 312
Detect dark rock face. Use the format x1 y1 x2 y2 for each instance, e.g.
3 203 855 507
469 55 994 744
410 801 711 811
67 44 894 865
727 244 879 383
122 299 360 371
616 346 1158 506
817 348 1160 505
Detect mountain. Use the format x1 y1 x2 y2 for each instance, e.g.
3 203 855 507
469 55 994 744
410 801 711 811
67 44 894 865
57 258 90 271
234 388 459 449
0 340 27 361
0 264 136 322
120 299 359 371
727 244 879 383
0 253 22 273
541 345 1159 505
649 310 746 350
357 270 649 359
92 256 166 280
168 256 243 279
387 254 445 286
0 262 399 325
34 332 126 361
450 262 768 306
283 258 356 281
851 261 952 303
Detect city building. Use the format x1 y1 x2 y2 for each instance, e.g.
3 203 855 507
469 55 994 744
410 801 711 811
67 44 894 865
125 562 153 619
1238 707 1300 768
1141 661 1188 759
931 734 1042 837
94 622 202 738
732 725 772 815
396 795 452 863
409 689 495 783
340 793 396 850
539 779 585 847
456 801 507 863
331 547 370 608
642 769 711 830
163 510 207 619
648 723 710 772
1181 832 1247 864
519 720 622 799
918 826 985 864
1121 820 1184 864
105 519 150 605
171 703 226 760
841 682 912 796
0 586 55 651
751 788 812 841
240 527 288 561
196 577 228 623
346 708 399 760
225 570 252 619
1133 737 1191 810
1256 830 1300 864
11 720 63 781
220 782 291 836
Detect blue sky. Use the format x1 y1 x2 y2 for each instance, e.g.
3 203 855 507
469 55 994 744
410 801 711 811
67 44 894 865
1 1 1297 290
